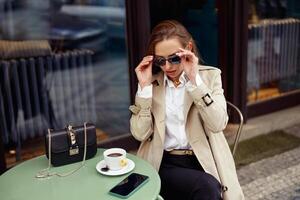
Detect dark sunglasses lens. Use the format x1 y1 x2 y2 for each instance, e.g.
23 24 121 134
168 55 181 64
154 57 166 66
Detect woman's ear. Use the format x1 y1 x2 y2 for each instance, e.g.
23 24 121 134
187 41 193 51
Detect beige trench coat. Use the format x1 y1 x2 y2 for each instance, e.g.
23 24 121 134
129 65 244 200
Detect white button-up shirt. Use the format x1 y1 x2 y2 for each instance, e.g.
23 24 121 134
137 72 202 150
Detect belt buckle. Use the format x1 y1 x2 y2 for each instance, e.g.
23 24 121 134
184 150 193 155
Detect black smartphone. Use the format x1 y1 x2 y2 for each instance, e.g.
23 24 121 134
108 173 149 198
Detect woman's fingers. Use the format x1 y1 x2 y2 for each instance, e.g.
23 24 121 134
141 55 154 65
135 56 153 71
176 48 198 65
143 55 154 61
176 48 194 58
135 56 153 87
136 61 151 71
139 61 150 68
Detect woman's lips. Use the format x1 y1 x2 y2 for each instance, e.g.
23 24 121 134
166 70 176 74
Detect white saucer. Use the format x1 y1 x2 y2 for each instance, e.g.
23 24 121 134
96 159 135 176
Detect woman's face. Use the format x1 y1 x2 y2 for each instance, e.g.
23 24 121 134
154 38 184 80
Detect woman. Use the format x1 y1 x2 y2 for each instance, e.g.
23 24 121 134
129 20 244 200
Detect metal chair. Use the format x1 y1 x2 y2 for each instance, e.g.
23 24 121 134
226 101 244 157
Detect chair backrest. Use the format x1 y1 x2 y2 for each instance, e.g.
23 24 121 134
226 101 244 157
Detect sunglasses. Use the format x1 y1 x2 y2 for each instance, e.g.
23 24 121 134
153 54 181 67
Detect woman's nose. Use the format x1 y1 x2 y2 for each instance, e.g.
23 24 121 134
165 62 172 70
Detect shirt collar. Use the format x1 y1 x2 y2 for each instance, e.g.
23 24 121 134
163 71 187 88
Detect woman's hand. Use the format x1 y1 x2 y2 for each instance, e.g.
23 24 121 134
176 48 199 85
135 55 153 89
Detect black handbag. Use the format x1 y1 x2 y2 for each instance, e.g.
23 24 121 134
36 122 97 178
45 122 97 166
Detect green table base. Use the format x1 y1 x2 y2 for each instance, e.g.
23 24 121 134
0 149 161 200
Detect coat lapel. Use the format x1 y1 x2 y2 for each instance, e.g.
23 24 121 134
151 72 165 142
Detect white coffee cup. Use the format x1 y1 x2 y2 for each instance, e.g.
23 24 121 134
103 148 127 171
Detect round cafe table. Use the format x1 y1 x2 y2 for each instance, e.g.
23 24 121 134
0 149 161 200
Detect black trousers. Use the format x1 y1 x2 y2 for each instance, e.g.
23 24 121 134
159 151 222 200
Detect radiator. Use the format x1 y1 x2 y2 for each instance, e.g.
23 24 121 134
247 18 300 90
0 50 97 145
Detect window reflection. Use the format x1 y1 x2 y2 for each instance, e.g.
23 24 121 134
247 0 300 104
0 0 129 147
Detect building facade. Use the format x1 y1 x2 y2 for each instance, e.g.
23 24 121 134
0 0 299 172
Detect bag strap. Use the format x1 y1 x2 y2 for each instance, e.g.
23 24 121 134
35 122 88 178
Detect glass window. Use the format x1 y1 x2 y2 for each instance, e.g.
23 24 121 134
0 0 129 148
247 0 300 104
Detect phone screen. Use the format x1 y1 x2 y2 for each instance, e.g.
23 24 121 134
109 173 149 198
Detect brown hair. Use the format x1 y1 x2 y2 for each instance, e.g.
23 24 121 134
146 20 202 73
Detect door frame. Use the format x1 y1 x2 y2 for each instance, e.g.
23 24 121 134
217 0 249 120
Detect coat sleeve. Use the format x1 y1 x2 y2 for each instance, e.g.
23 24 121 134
188 69 228 133
129 96 154 141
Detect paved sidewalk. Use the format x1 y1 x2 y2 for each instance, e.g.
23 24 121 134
237 124 300 200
